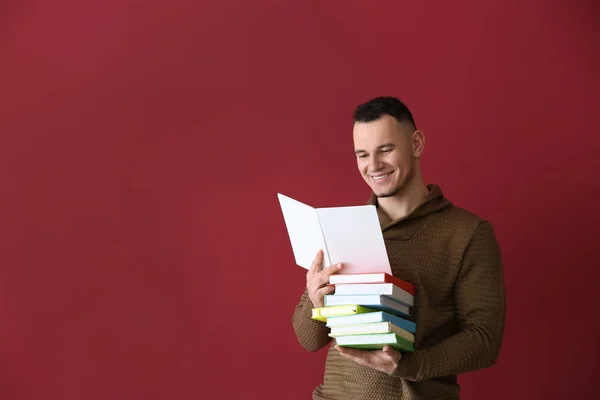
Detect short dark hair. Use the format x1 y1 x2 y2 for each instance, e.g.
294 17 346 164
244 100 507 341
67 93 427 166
353 96 416 128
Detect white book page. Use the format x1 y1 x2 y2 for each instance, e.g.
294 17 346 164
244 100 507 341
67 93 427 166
277 193 331 270
316 205 392 275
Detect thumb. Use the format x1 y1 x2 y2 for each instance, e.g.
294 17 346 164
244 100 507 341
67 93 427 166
382 346 397 357
382 346 401 361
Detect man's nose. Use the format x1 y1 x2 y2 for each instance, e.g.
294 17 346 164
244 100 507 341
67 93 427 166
368 155 383 172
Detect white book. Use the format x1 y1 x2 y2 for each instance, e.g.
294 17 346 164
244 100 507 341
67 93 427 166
333 283 414 306
326 311 417 333
277 193 391 274
329 322 415 343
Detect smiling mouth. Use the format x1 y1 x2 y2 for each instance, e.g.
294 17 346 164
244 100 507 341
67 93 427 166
370 172 392 182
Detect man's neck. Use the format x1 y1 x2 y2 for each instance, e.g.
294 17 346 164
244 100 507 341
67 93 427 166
377 178 430 221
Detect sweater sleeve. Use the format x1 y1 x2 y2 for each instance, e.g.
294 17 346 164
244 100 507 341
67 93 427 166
292 288 333 352
392 221 506 381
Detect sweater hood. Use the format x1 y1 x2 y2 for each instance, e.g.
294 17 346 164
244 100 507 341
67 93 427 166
367 184 452 232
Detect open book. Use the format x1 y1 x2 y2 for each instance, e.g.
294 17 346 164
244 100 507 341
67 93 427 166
277 193 392 275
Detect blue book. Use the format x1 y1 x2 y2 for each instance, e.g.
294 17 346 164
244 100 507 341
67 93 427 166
323 294 410 318
326 310 416 333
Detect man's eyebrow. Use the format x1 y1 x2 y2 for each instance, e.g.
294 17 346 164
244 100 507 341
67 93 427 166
354 143 395 154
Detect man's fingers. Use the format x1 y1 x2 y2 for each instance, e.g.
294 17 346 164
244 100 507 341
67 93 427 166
308 262 342 288
336 345 364 358
320 262 343 277
335 345 400 373
315 285 335 298
308 249 324 276
314 267 339 287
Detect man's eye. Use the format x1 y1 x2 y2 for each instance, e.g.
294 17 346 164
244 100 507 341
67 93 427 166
357 154 368 159
381 149 392 153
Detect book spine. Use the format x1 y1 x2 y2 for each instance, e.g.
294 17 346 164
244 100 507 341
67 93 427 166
384 274 416 295
382 313 417 333
381 296 410 317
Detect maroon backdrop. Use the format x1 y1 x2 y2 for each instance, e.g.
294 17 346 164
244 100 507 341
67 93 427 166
1 1 599 399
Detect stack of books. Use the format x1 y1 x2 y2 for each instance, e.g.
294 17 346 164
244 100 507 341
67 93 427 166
312 272 416 352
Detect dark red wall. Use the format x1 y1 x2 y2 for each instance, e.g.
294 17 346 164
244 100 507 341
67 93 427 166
1 1 598 399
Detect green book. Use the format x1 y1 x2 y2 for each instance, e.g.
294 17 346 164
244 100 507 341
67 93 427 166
335 332 415 352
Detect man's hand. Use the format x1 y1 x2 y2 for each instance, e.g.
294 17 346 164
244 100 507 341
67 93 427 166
306 249 342 308
335 345 402 374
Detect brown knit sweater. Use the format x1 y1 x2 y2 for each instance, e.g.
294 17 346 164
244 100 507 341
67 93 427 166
292 184 505 400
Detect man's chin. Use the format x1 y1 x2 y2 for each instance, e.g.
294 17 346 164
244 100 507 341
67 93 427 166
374 187 400 198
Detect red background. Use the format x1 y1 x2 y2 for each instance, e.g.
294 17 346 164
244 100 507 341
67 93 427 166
1 1 599 399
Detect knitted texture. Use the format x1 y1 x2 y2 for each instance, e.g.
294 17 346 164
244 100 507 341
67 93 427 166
292 185 505 400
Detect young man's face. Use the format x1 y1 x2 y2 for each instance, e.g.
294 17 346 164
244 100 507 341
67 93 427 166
353 115 417 198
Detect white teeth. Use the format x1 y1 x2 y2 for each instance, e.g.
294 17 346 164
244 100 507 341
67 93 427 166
373 173 390 181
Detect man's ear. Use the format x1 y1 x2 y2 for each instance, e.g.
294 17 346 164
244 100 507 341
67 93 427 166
413 130 425 158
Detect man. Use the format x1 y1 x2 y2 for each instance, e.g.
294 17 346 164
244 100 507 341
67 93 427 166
292 96 505 399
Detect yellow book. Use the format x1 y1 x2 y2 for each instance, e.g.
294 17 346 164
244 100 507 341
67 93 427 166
311 305 376 322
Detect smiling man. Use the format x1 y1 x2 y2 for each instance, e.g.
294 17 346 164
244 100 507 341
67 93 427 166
292 97 506 400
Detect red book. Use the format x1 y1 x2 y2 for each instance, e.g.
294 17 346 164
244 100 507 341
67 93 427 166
329 272 415 296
